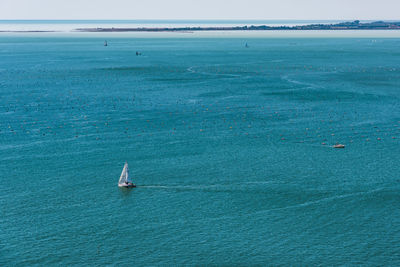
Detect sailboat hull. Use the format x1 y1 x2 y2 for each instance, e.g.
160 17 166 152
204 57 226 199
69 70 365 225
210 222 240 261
118 183 136 188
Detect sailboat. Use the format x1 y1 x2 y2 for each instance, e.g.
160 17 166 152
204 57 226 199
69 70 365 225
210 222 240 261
118 162 136 188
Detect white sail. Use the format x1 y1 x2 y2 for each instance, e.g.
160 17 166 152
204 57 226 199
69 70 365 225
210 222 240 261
125 164 132 183
118 162 131 184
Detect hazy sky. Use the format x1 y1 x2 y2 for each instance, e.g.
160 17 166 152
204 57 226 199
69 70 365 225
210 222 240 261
1 0 399 20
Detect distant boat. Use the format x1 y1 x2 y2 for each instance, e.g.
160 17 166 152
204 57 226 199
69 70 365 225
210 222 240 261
245 43 249 48
333 144 345 148
118 162 136 188
104 40 108 46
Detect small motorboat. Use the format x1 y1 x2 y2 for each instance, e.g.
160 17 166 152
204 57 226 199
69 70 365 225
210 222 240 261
118 162 136 188
333 144 345 148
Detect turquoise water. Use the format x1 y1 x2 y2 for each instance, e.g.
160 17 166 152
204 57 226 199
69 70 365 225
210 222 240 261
1 36 400 265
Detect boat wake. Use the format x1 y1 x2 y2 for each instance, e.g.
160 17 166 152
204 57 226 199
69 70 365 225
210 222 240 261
254 187 387 215
137 185 386 210
281 74 318 89
138 184 226 190
187 66 242 78
138 185 170 189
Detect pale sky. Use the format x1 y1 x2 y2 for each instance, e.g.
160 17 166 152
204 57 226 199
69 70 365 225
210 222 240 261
0 0 399 20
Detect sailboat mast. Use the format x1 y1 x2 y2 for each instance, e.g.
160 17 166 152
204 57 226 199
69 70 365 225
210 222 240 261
125 163 132 183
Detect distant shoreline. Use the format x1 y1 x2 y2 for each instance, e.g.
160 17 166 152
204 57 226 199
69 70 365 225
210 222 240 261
75 21 400 32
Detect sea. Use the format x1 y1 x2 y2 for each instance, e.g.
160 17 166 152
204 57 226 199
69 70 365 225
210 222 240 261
1 21 400 266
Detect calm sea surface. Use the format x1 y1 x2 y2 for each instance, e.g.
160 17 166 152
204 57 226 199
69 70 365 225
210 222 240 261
1 34 400 265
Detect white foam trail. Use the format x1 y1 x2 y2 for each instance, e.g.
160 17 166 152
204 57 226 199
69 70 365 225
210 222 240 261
254 187 386 215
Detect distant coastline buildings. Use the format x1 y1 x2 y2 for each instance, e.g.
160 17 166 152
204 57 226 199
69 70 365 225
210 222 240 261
76 21 400 32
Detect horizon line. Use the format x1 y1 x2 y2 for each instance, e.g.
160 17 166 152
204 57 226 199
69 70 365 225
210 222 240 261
1 19 400 21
